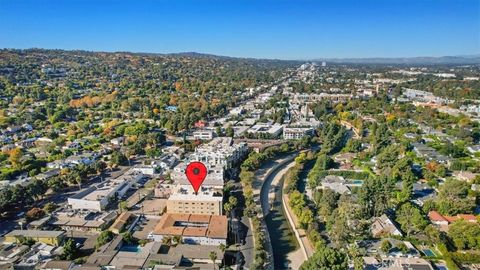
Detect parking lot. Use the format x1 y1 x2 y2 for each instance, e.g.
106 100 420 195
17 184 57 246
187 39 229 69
132 216 160 240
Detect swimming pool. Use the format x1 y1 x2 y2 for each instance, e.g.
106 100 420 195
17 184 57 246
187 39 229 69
347 180 364 186
422 249 435 257
120 245 142 253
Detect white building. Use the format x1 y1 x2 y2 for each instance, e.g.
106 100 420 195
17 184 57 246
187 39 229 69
189 137 248 169
193 130 214 140
283 127 314 140
68 169 143 211
247 122 284 137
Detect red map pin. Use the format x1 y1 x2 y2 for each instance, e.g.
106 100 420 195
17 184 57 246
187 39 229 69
185 161 208 194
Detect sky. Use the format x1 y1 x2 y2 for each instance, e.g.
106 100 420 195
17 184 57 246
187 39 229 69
0 0 479 59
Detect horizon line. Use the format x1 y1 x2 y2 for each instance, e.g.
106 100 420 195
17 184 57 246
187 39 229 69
1 47 479 62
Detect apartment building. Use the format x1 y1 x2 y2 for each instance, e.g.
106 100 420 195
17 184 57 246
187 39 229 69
189 137 248 169
166 186 223 215
283 127 314 140
150 213 227 245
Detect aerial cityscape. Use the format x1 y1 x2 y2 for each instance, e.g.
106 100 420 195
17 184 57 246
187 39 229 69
0 1 479 270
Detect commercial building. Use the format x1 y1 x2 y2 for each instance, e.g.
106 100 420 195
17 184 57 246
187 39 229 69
4 230 65 246
150 213 227 245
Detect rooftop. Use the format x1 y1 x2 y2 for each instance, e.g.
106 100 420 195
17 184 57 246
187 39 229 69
152 213 227 239
5 230 65 238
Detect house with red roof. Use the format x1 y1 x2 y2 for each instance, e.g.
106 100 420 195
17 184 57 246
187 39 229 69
428 210 477 231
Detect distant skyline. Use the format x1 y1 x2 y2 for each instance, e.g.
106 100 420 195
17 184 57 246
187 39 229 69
0 0 479 60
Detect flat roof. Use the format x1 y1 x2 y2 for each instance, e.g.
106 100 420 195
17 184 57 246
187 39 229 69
5 230 65 238
153 213 227 239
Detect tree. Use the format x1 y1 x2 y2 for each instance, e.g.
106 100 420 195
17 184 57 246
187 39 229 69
26 207 45 221
395 203 427 236
118 200 128 213
300 247 348 270
8 148 23 168
448 220 480 250
110 151 128 167
209 251 217 270
358 175 395 218
43 202 57 213
96 231 114 249
226 125 234 137
228 196 238 209
381 240 392 253
344 139 362 152
122 232 136 245
437 179 476 215
397 242 409 254
215 126 222 137
61 239 77 260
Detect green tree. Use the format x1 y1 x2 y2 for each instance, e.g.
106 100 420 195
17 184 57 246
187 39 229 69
448 220 480 250
96 231 114 249
226 125 234 137
110 152 128 167
395 202 427 236
437 179 476 215
118 200 128 213
209 251 217 270
300 247 348 270
43 202 57 213
61 239 77 260
381 240 392 253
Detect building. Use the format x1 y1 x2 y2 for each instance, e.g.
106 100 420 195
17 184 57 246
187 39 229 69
193 130 214 140
109 212 136 234
247 122 284 138
68 169 143 211
371 214 403 238
428 210 477 231
14 243 62 269
150 213 227 245
283 127 314 140
189 137 248 169
411 142 452 165
166 186 223 215
171 163 224 189
4 230 65 246
41 260 75 270
50 210 117 232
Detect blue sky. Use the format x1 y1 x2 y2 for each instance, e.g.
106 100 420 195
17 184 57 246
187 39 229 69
0 0 479 59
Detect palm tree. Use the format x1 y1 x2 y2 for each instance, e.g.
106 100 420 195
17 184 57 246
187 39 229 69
209 251 217 270
218 244 226 267
161 236 172 245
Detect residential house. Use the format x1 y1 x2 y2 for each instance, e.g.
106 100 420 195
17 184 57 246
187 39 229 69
371 214 403 238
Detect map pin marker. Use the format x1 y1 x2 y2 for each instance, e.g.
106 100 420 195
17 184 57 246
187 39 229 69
185 161 208 195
